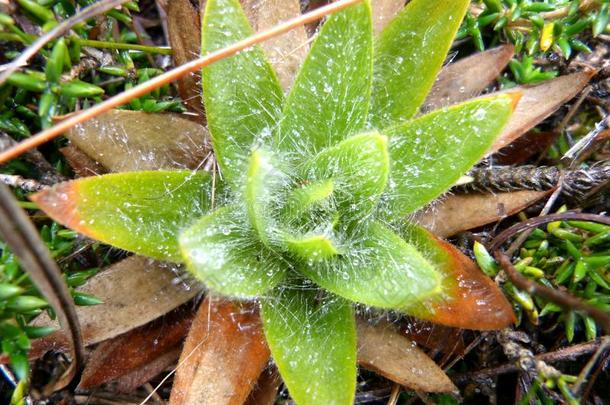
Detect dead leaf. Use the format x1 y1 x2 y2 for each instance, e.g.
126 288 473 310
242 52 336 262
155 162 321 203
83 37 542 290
167 0 204 117
403 226 515 330
79 307 194 390
67 109 210 172
114 347 182 393
242 0 308 91
372 0 403 34
168 297 270 405
423 44 515 112
412 190 550 238
244 368 281 405
59 146 107 177
494 131 558 165
30 256 200 358
490 70 595 153
357 320 457 393
402 319 466 355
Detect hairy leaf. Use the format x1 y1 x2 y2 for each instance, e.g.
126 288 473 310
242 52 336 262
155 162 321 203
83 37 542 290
31 171 212 261
244 148 289 246
283 179 334 220
179 206 286 298
399 225 515 330
202 0 284 184
261 288 356 405
284 233 340 260
381 94 518 218
299 222 441 309
369 0 470 127
302 132 389 218
277 1 373 157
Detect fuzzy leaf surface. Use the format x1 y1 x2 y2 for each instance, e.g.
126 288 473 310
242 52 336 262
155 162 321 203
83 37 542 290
369 0 470 127
202 0 284 185
261 288 356 405
179 206 286 298
299 222 441 309
382 94 517 218
31 171 211 261
302 132 389 218
277 1 373 157
244 149 289 246
399 224 515 330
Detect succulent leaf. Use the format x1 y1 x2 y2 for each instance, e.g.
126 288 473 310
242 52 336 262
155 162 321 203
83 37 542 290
261 288 356 405
202 0 284 185
30 171 212 261
399 224 516 329
277 0 373 157
302 131 389 219
299 221 442 309
381 94 518 218
369 0 470 128
179 206 287 298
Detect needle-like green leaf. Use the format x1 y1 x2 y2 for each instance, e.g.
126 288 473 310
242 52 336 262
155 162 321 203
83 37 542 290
179 206 287 298
381 94 518 219
369 0 470 128
202 0 284 185
261 288 356 405
299 221 441 309
31 171 212 262
277 0 373 157
302 132 389 218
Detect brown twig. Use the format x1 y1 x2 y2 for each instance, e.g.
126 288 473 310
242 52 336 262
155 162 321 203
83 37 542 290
0 0 363 165
0 0 131 84
452 339 605 384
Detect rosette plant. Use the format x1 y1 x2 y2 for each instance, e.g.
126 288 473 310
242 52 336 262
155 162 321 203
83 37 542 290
32 0 519 403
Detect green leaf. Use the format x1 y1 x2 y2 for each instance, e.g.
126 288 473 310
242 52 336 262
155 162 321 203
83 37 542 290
299 221 441 309
277 1 373 157
283 179 334 220
369 0 470 128
261 288 356 405
179 206 287 298
302 132 389 218
284 233 340 260
244 148 290 246
202 0 284 185
31 171 212 262
381 94 517 218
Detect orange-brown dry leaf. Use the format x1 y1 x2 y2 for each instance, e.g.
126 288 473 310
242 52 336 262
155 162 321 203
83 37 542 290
67 110 210 172
242 0 308 91
79 307 194 389
402 319 466 355
244 368 281 405
114 346 182 393
29 256 199 358
167 0 204 117
372 0 404 34
169 297 270 405
405 228 515 330
490 70 595 153
422 44 514 112
412 190 549 238
357 320 457 393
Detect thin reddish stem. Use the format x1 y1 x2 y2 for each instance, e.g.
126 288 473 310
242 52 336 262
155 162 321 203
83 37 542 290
0 0 363 165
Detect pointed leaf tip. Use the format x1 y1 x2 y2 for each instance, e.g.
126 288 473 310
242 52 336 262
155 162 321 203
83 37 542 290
400 225 515 330
31 171 213 261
